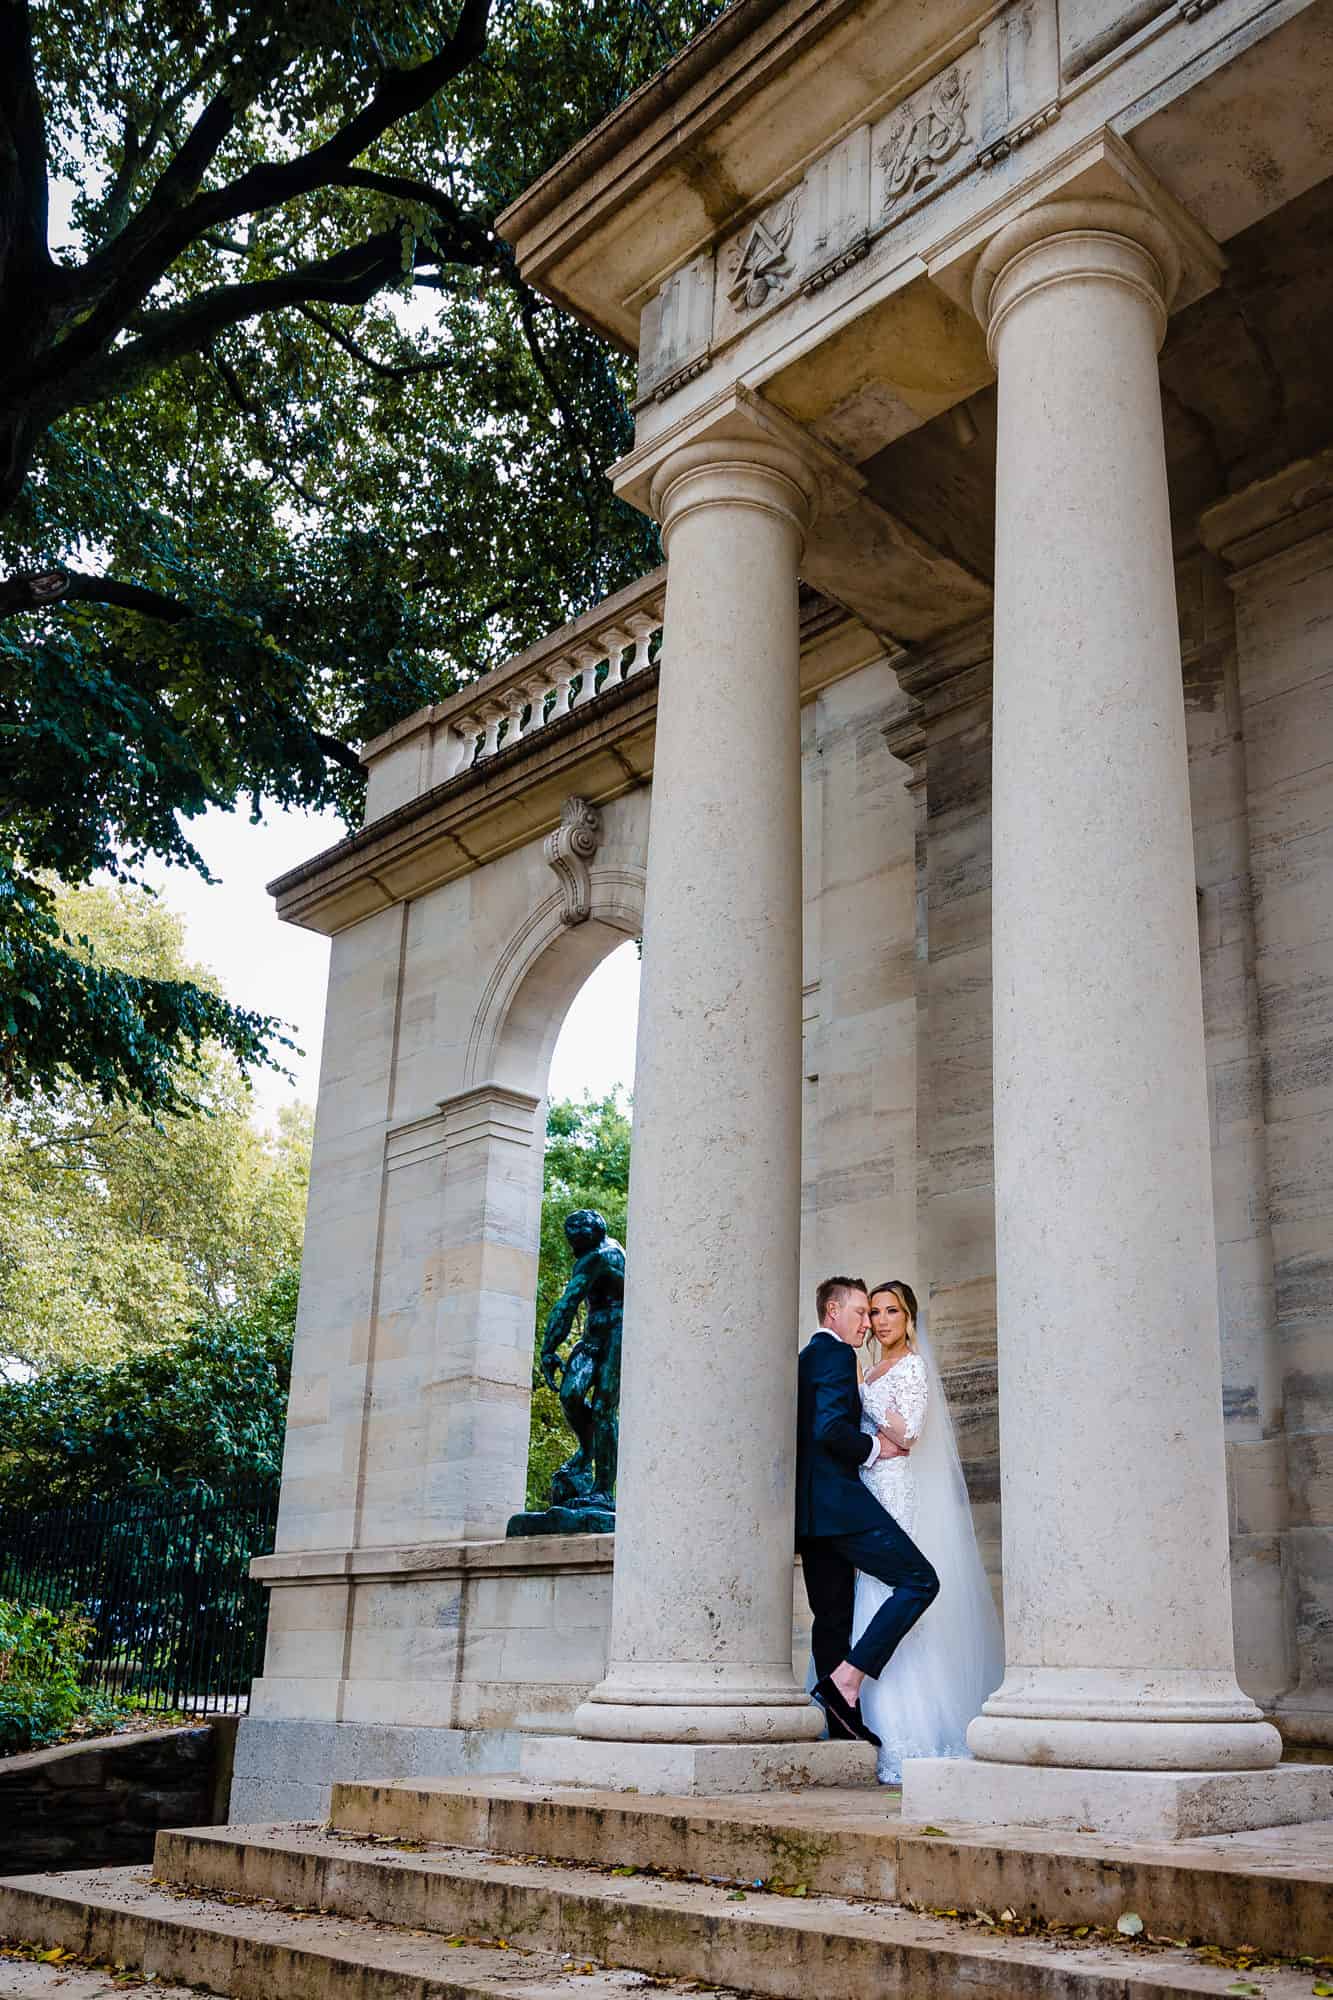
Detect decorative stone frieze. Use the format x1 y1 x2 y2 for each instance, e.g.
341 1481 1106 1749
636 253 714 406
875 64 972 215
977 0 1060 167
800 127 871 296
725 189 802 313
544 796 604 926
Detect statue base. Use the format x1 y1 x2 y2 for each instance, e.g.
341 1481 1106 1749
506 1503 616 1538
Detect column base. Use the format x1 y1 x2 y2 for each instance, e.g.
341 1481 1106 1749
901 1756 1333 1841
520 1733 873 1796
573 1664 827 1745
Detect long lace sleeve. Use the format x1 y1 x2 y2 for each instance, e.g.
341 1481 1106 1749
896 1353 929 1441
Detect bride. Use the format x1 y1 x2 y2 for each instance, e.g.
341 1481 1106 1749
853 1280 1003 1785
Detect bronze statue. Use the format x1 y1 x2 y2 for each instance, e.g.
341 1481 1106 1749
507 1208 624 1537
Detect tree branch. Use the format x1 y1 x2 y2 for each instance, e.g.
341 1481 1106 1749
57 0 493 389
314 732 363 776
211 356 321 508
0 569 190 623
49 219 491 416
297 304 455 382
0 0 55 290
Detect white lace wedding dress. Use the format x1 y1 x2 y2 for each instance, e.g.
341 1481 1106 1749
852 1338 1004 1786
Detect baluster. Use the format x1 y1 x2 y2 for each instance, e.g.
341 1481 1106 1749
598 626 632 688
624 611 658 680
521 671 555 734
441 710 483 779
478 699 505 761
547 656 578 722
503 682 531 744
570 641 605 707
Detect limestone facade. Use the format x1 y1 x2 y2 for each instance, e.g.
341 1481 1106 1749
238 0 1333 1825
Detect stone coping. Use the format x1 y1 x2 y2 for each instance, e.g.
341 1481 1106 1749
250 1532 616 1587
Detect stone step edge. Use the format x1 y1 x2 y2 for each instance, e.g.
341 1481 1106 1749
327 1778 1333 1958
143 1825 1317 2000
0 1869 713 2000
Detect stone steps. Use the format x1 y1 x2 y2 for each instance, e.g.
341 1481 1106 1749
0 1866 735 1999
2 1821 1324 2000
331 1775 1333 1961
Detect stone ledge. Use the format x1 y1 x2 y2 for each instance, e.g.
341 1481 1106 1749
251 1532 615 1587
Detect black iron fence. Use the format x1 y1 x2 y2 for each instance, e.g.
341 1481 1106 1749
0 1483 279 1717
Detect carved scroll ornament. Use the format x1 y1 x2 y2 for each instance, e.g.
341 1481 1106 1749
545 796 604 926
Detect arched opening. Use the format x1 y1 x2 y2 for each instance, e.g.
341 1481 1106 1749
522 938 639 1516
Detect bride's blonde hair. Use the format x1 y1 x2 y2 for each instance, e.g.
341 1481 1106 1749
863 1279 918 1371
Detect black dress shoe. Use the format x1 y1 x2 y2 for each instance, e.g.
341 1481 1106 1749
813 1675 882 1749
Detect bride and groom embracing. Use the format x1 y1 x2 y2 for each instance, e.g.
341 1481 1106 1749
796 1275 1003 1785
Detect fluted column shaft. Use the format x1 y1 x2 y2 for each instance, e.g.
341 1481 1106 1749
970 200 1280 1772
575 438 823 1745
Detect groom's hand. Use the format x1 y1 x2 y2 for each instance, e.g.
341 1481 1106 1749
877 1429 909 1459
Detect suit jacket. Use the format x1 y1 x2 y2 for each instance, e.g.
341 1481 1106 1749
795 1329 886 1538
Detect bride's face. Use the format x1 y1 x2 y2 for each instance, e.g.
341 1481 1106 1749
870 1290 909 1350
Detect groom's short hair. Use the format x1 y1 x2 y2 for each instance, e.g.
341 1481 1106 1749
816 1275 867 1324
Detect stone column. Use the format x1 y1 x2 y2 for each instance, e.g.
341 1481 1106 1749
533 435 840 1787
905 199 1281 1829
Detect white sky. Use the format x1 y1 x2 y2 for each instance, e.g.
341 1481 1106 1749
147 805 639 1124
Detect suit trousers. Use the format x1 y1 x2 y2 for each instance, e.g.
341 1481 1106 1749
799 1516 940 1682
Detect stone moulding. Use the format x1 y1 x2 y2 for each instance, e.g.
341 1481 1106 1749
802 234 871 296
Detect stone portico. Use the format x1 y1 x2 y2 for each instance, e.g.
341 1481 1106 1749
234 0 1333 1838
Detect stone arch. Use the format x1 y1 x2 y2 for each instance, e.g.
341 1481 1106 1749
465 863 646 1099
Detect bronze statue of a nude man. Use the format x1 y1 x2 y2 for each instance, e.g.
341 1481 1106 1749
540 1208 624 1512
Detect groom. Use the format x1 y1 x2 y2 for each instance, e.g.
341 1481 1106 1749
796 1275 940 1745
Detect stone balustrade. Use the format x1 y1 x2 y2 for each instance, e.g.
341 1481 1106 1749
361 570 666 824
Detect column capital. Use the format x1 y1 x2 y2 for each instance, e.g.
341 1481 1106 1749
971 196 1182 361
614 382 856 540
649 434 820 555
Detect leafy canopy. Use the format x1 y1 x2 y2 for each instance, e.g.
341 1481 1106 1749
0 0 726 1112
0 1268 298 1513
0 880 311 1372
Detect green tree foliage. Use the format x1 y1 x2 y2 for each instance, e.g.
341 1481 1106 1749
526 1089 630 1507
1 0 727 1113
0 1601 117 1755
0 1271 297 1514
0 881 311 1372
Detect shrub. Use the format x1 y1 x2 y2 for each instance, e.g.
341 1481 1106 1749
0 1600 97 1756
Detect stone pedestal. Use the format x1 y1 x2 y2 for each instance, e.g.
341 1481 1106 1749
574 433 824 1757
958 198 1281 1787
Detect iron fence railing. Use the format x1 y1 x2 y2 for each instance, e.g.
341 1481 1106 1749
0 1483 279 1717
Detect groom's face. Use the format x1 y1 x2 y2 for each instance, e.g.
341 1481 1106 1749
825 1289 871 1346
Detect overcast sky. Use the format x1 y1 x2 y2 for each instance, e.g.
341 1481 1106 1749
146 804 639 1125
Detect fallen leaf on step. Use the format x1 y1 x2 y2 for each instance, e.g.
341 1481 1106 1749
1116 1913 1144 1937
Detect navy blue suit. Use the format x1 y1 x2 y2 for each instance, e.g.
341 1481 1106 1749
796 1329 939 1682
